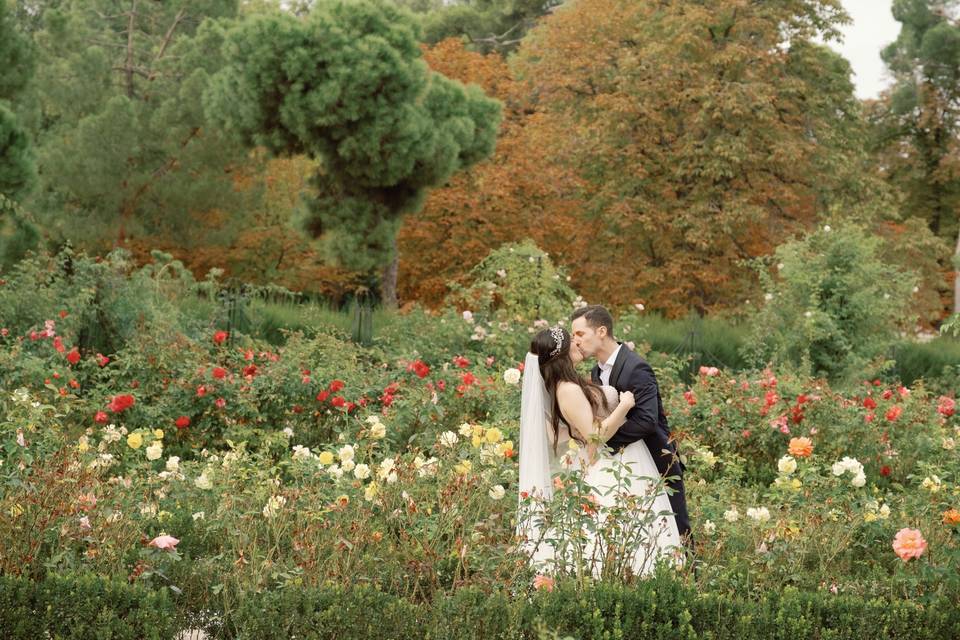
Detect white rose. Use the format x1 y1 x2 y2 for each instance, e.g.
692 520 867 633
292 445 314 461
353 463 371 480
341 459 355 473
194 473 213 490
458 423 474 437
439 431 459 447
165 456 180 472
777 455 797 476
851 472 866 488
146 441 163 461
366 415 382 425
370 422 387 439
879 504 891 519
488 485 505 500
192 511 205 521
386 471 398 484
723 508 740 522
702 520 716 535
503 368 521 385
282 427 294 438
327 464 343 480
747 507 770 522
338 445 355 463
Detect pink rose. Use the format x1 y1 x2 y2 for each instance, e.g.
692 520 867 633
148 535 180 551
892 528 926 562
533 574 555 592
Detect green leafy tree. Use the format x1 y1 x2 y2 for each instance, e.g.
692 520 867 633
744 222 919 383
204 0 501 306
24 0 259 251
402 0 563 54
0 0 36 202
870 0 960 313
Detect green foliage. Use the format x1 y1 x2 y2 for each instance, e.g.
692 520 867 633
205 0 502 274
406 0 563 54
0 0 34 101
743 222 919 382
0 104 36 201
24 1 258 249
0 573 177 640
0 195 40 269
447 240 576 326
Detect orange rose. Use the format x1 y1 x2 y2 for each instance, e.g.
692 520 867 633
788 437 813 458
943 509 960 526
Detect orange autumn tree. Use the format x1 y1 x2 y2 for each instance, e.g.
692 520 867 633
398 38 589 307
509 0 873 315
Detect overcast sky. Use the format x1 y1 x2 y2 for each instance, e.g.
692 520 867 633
831 0 901 100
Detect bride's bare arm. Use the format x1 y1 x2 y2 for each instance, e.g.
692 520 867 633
556 383 635 447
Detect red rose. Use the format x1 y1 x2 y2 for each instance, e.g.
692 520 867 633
345 401 356 412
66 347 81 365
215 398 226 409
96 353 110 367
212 367 227 379
59 310 68 319
863 397 877 410
316 390 330 402
196 385 207 397
107 394 135 413
453 355 470 368
94 411 108 424
329 380 345 392
53 336 65 353
69 379 80 389
885 405 902 422
437 380 446 391
242 364 257 378
461 372 477 386
331 396 346 408
407 360 430 379
937 396 955 418
175 416 190 429
683 390 697 406
381 394 394 407
292 404 303 414
213 330 228 345
880 465 891 477
881 389 893 400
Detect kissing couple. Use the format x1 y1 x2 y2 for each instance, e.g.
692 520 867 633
517 304 691 577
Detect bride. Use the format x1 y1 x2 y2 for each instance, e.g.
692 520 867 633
517 325 683 578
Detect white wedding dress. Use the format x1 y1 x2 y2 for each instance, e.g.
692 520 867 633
523 384 683 578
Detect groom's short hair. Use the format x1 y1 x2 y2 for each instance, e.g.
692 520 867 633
571 305 614 337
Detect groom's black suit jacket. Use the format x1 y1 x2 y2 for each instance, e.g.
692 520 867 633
591 344 684 480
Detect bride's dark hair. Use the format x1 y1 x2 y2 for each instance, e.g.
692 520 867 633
530 327 610 453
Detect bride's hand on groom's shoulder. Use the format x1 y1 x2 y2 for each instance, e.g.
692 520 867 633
618 391 635 411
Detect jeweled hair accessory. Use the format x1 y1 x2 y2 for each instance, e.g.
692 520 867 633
549 326 564 357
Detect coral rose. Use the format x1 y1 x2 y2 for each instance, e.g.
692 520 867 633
788 437 813 458
892 528 926 561
943 509 960 526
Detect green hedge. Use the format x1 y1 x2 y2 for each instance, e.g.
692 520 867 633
3 572 958 639
0 572 177 640
224 576 960 640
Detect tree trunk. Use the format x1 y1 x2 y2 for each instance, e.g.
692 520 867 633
954 225 960 314
381 234 399 309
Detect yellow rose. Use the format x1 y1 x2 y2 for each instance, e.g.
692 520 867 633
471 435 483 449
153 429 164 439
485 428 503 444
454 460 473 475
472 425 485 438
317 451 334 466
127 432 143 449
864 512 877 523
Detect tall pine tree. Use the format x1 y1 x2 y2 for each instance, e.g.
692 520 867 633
204 0 501 306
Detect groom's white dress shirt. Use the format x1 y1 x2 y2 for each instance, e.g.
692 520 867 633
598 343 622 387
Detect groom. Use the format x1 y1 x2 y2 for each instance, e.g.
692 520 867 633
571 305 692 546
